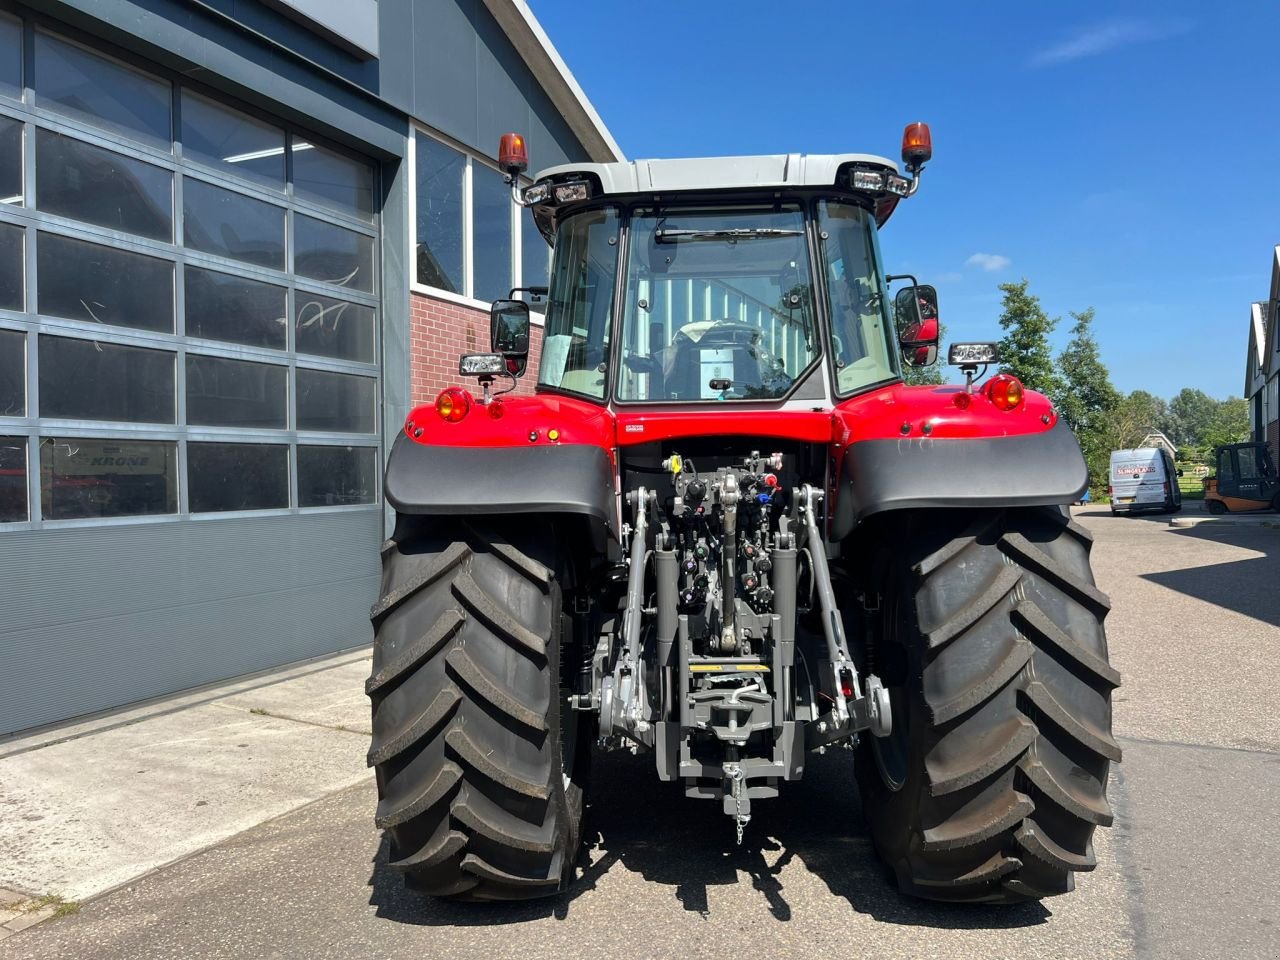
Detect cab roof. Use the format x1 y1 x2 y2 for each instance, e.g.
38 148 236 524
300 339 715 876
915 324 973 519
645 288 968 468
533 152 901 195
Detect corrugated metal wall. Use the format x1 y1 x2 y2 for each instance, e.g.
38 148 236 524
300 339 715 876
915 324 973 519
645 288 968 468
0 511 379 734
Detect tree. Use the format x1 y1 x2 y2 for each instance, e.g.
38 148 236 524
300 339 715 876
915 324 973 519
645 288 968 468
1126 390 1173 440
1202 397 1250 450
1055 308 1118 494
1099 390 1166 453
996 280 1062 399
1167 388 1218 448
1056 308 1118 433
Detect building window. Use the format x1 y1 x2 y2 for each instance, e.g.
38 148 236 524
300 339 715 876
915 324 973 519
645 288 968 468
414 132 465 294
0 15 20 102
188 442 288 512
36 130 172 240
0 116 21 205
34 31 171 149
39 437 178 519
39 335 175 423
0 222 21 309
0 18 381 524
0 329 23 415
180 90 285 188
413 129 548 304
0 435 27 521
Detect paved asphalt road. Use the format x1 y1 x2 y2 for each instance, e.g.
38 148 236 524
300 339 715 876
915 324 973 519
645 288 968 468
6 507 1278 960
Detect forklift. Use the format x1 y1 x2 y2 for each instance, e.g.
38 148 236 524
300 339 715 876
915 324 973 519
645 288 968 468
1203 442 1280 513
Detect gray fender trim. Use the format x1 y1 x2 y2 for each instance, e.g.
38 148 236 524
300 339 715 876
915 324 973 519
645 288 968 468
832 421 1088 539
383 434 618 539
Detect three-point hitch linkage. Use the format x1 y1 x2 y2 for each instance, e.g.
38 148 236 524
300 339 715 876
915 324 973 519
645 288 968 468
586 453 891 841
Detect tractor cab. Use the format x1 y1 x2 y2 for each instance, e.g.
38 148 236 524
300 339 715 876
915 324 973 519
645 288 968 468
1204 442 1280 514
481 127 941 413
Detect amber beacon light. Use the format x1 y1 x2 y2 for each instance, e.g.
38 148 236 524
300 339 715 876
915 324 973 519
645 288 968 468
901 122 932 172
499 132 528 175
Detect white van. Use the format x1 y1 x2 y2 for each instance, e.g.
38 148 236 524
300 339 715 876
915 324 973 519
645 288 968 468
1108 447 1182 515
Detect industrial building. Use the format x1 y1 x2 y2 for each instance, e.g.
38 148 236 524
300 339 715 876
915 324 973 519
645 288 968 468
0 0 620 734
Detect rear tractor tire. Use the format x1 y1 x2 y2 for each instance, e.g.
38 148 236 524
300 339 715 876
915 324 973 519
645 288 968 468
367 518 587 900
856 506 1119 903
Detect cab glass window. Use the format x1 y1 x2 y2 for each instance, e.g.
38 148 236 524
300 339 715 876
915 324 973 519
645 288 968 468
537 207 619 399
618 206 816 402
818 201 897 395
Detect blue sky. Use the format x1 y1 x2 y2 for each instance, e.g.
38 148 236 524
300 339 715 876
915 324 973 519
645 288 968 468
531 0 1279 400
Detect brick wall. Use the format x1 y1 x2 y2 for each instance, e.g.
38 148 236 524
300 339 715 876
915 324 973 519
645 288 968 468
408 291 543 407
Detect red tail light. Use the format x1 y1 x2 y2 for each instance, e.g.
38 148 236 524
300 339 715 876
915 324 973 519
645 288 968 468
985 374 1024 411
435 387 473 422
498 132 528 174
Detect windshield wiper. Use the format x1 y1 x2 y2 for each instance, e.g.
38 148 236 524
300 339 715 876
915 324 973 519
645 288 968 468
654 227 803 244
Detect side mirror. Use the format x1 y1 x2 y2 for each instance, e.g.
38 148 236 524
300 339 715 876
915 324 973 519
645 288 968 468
490 299 530 378
895 284 939 367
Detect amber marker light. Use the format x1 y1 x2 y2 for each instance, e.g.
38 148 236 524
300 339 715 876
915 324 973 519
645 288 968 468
498 132 528 175
986 374 1025 411
435 387 473 422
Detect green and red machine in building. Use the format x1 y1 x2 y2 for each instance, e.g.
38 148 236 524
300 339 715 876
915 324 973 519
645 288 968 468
366 124 1119 904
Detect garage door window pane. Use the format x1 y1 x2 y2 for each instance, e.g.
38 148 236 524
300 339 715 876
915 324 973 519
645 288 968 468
38 233 173 331
0 222 21 310
293 140 373 220
0 329 23 415
0 436 27 522
1 117 21 205
295 292 374 363
295 215 373 293
0 16 19 101
35 33 171 149
415 132 463 293
40 437 176 519
296 368 374 433
39 335 174 423
472 164 512 304
184 267 286 350
297 445 375 507
183 178 285 270
180 91 284 188
188 442 288 512
186 354 286 428
36 130 172 240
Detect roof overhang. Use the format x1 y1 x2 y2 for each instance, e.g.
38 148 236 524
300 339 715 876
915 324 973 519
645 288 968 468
482 0 623 163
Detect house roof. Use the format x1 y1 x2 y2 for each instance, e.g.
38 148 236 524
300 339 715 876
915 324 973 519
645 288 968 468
482 1 624 162
1246 301 1267 397
1245 246 1279 398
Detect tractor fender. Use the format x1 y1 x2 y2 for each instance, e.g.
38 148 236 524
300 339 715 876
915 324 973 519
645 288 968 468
830 420 1088 539
383 433 619 540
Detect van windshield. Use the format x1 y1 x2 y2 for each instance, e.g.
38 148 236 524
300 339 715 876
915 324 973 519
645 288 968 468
616 206 818 402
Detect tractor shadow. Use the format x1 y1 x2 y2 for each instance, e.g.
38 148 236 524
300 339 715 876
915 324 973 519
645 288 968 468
1140 520 1280 628
367 748 1049 929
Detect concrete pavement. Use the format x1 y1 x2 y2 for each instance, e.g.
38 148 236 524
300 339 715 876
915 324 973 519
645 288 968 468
1 507 1277 957
0 649 374 906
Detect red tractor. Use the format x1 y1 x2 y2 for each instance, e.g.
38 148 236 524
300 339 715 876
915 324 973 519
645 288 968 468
368 125 1119 904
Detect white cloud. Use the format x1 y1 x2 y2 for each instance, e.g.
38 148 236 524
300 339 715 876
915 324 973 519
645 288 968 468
1029 18 1193 67
965 253 1010 272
